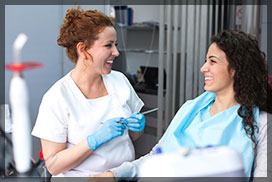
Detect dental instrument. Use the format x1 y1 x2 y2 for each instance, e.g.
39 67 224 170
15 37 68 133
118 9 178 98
6 33 43 174
141 108 158 115
101 108 159 125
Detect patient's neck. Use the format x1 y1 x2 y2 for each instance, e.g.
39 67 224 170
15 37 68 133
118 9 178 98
210 91 238 116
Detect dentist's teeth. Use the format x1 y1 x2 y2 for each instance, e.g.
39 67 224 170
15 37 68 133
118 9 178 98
106 61 113 64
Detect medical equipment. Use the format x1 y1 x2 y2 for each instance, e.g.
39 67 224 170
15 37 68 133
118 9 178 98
141 108 158 115
5 33 43 174
139 146 245 178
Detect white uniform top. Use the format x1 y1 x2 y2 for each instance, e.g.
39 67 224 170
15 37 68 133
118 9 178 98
32 70 144 177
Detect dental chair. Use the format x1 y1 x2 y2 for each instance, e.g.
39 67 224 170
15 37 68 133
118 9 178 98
139 146 245 179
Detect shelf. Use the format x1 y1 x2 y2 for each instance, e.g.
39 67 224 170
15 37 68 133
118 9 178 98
116 24 181 31
118 49 159 54
115 23 159 31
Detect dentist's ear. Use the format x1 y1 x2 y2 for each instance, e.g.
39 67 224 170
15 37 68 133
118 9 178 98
76 42 94 62
76 42 87 59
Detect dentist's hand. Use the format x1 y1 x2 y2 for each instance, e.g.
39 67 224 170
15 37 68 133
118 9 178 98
87 117 126 151
125 112 145 133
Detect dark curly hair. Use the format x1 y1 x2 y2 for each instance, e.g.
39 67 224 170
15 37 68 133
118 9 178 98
57 6 113 63
211 30 272 149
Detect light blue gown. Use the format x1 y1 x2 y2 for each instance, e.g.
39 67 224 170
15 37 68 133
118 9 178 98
161 91 259 177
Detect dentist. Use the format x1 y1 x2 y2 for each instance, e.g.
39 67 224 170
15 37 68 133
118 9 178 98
32 7 145 177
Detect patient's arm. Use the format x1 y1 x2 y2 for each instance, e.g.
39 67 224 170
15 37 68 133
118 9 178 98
91 133 167 181
90 172 116 182
92 171 115 178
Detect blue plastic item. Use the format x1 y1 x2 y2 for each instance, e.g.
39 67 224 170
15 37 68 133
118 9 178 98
155 147 162 154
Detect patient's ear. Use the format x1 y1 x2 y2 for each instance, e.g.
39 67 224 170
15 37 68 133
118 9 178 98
229 68 235 78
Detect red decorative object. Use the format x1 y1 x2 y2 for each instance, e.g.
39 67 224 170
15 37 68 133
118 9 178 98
5 62 43 72
39 148 44 160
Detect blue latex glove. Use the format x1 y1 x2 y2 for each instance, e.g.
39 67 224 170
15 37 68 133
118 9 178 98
125 112 145 132
87 117 126 151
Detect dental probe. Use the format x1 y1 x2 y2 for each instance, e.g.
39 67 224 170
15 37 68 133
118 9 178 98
141 108 159 115
101 108 159 124
123 108 159 123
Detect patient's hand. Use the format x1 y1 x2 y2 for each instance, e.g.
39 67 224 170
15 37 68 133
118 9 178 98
90 171 115 182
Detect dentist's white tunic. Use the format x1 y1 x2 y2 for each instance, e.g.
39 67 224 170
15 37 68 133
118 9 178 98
32 70 144 177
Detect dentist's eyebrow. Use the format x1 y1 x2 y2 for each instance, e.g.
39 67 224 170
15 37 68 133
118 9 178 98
106 40 114 43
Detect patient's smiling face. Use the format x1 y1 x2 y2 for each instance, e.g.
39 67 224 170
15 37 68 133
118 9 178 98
200 43 235 95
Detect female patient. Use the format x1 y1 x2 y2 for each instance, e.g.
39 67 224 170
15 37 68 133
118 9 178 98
32 7 146 177
96 30 272 179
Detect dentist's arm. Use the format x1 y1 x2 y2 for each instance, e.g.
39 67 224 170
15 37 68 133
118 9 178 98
129 130 144 141
42 117 126 175
41 138 92 175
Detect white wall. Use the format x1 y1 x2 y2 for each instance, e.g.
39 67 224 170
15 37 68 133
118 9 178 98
5 5 63 124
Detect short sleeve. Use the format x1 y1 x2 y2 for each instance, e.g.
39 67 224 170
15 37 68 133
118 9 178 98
121 74 144 113
31 92 68 143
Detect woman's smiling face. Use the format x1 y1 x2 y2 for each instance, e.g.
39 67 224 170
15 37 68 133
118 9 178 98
86 26 119 75
200 43 235 95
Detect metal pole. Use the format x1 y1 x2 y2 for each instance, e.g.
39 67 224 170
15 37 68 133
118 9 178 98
157 4 165 139
171 5 179 117
179 4 188 106
165 5 173 127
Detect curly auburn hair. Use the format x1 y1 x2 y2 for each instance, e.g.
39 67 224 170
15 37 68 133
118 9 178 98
57 7 113 63
211 30 272 149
